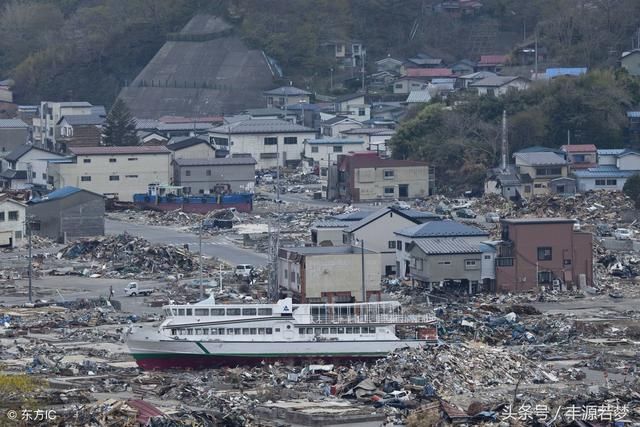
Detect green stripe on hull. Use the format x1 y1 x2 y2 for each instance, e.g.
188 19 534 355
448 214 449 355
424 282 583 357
195 342 210 354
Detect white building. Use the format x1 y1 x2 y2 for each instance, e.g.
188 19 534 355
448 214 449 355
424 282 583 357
469 76 529 96
340 128 396 155
33 101 105 151
0 194 26 248
393 220 489 279
1 145 66 188
320 116 363 137
342 207 441 276
332 94 370 122
47 146 171 202
208 118 316 169
574 149 640 192
304 138 366 173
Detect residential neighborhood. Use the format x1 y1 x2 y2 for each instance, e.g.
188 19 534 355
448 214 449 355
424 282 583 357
0 3 639 426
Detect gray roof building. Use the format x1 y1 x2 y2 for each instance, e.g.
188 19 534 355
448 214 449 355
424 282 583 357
395 220 488 238
514 151 567 166
263 86 311 96
412 238 482 255
212 118 315 134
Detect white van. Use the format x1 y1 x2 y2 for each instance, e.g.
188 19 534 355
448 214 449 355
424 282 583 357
235 264 254 280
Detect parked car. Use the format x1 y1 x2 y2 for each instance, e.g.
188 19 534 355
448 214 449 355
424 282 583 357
485 212 500 223
456 208 477 219
596 223 612 237
435 204 451 215
234 264 254 280
614 228 634 240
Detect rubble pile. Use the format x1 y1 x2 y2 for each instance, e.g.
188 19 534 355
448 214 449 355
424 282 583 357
56 233 202 277
108 209 205 227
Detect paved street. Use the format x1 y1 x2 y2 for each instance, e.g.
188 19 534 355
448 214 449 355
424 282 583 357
106 219 269 267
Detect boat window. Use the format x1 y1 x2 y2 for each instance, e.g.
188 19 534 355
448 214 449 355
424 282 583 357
178 308 185 316
186 309 193 316
202 329 208 335
171 309 177 315
171 329 176 335
242 328 250 335
273 328 279 333
187 329 193 335
330 327 337 334
306 328 313 334
227 308 241 316
211 308 225 316
250 328 257 335
299 328 305 335
346 327 353 334
227 329 234 335
314 328 321 335
211 329 218 335
353 327 360 334
218 328 225 335
195 309 209 316
266 328 273 334
234 328 241 335
195 329 202 335
258 328 265 335
242 308 257 316
322 327 329 334
337 327 344 334
258 308 272 315
179 330 185 335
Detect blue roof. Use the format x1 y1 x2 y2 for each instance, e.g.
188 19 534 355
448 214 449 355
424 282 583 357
546 68 587 78
479 243 496 253
573 167 636 179
306 138 365 145
627 111 640 118
331 210 375 221
395 220 489 238
30 186 101 203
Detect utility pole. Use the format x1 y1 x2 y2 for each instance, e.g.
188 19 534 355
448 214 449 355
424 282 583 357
534 31 539 76
199 220 204 299
361 51 365 92
27 217 33 304
330 67 334 92
501 110 508 172
360 239 366 302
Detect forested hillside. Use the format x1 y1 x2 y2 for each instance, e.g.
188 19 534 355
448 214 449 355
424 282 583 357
4 0 640 106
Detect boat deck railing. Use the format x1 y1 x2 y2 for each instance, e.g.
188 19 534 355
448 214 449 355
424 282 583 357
301 313 437 325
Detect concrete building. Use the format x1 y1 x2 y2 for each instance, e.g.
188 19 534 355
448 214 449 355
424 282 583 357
263 86 311 108
495 218 593 292
33 102 105 152
27 187 104 242
166 137 217 160
0 119 29 158
208 118 316 169
408 239 496 294
331 94 370 122
342 207 441 275
278 245 381 303
2 145 65 188
469 76 529 96
304 138 366 174
394 220 488 279
48 146 171 202
0 194 25 248
173 156 256 194
332 152 430 202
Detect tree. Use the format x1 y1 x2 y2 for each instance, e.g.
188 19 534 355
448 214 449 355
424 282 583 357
623 174 640 208
102 99 139 146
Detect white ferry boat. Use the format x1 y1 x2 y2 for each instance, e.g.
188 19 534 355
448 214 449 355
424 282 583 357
126 297 438 370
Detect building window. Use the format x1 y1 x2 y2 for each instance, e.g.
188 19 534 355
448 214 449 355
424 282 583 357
128 157 138 161
284 270 288 279
534 183 543 188
563 259 572 266
396 240 402 250
484 255 491 260
185 170 191 176
42 173 46 180
15 231 22 239
125 175 138 178
595 179 605 186
524 185 531 193
109 158 117 163
311 146 319 153
606 179 617 186
383 170 394 179
358 108 366 116
535 167 562 176
284 137 297 145
537 247 552 261
538 271 552 284
264 137 278 145
437 261 451 265
8 211 18 221
388 240 396 249
0 212 6 221
395 83 403 89
465 259 480 270
260 153 278 159
83 158 91 163
416 258 424 270
496 257 514 267
206 169 212 176
199 189 205 194
109 175 120 181
333 146 343 153
81 176 91 182
31 172 36 178
383 187 394 196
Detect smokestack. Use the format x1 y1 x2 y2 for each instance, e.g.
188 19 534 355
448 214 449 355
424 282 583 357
501 110 508 172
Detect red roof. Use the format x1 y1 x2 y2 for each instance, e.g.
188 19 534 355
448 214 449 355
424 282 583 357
341 152 428 170
560 144 597 153
69 146 170 155
478 55 507 65
405 68 453 78
127 399 165 424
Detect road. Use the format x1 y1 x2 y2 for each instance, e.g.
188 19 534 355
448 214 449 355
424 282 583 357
106 219 269 267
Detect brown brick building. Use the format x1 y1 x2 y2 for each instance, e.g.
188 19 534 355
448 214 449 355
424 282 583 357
495 218 592 292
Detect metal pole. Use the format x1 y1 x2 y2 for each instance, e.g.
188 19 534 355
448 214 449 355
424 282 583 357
28 218 33 304
360 239 366 302
199 220 204 299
